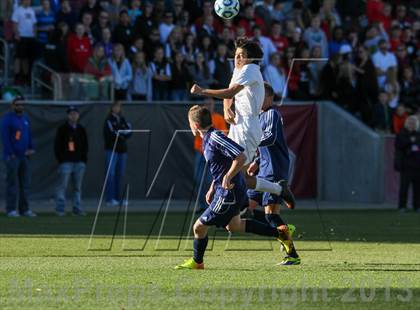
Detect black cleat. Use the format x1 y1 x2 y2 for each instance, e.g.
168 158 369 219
279 180 296 209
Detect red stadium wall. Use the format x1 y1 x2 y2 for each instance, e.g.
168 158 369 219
277 104 317 199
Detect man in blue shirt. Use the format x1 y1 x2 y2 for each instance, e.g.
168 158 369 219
246 83 300 265
1 97 36 217
175 105 299 269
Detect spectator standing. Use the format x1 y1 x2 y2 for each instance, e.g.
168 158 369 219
128 0 142 25
92 10 110 42
252 26 277 67
354 45 379 127
12 0 37 85
159 11 175 44
393 105 409 134
263 53 287 100
100 27 113 58
129 36 145 60
164 26 184 59
85 44 112 80
44 22 70 73
182 33 198 65
372 39 398 89
303 15 329 58
188 52 214 99
107 0 125 27
170 52 191 101
1 97 36 218
209 43 233 89
109 43 133 100
112 10 134 53
79 0 101 23
270 22 289 53
150 46 171 100
103 101 132 206
238 5 266 36
394 116 420 213
130 51 153 101
308 46 325 98
55 0 77 30
81 12 95 45
54 106 88 216
36 0 55 47
373 91 392 132
328 26 347 56
400 67 420 113
134 1 156 39
67 23 92 73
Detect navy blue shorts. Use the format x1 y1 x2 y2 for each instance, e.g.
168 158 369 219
247 189 282 207
199 187 244 228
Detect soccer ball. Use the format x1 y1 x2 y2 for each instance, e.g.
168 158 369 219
214 0 240 20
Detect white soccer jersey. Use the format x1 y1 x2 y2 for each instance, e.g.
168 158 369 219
230 64 265 117
228 63 265 164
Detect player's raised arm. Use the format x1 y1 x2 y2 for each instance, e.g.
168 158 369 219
190 83 244 100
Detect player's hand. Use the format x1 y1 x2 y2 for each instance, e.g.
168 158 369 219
205 188 214 205
224 108 236 125
247 162 259 176
221 175 234 190
190 84 203 95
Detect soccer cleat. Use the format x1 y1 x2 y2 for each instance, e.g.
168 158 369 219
6 210 20 218
280 224 296 252
22 210 37 217
277 225 297 256
277 256 301 266
279 180 296 209
175 258 204 270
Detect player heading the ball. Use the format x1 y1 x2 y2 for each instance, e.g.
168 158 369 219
190 37 296 209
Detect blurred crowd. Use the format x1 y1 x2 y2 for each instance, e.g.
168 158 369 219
1 0 420 132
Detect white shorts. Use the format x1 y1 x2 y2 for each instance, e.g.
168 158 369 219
228 115 262 165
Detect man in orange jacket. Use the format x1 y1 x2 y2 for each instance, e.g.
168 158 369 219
193 98 228 211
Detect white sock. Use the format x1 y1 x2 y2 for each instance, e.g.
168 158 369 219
255 178 282 195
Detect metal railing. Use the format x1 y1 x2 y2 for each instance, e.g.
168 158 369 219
31 61 63 100
0 38 10 86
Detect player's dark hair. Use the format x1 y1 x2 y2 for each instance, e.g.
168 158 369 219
264 82 274 97
235 37 263 65
188 105 212 128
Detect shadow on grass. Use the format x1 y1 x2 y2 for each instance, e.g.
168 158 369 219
0 210 419 243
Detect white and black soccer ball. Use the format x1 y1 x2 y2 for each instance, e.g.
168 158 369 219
214 0 240 20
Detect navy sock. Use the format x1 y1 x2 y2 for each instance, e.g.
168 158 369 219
245 219 279 237
193 235 208 264
265 213 285 228
252 209 267 223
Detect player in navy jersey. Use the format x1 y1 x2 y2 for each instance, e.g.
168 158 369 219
245 83 300 265
175 105 299 269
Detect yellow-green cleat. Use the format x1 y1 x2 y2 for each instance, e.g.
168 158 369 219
277 256 301 266
175 258 204 270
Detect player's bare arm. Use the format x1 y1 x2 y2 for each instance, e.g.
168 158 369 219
190 83 244 100
223 98 236 125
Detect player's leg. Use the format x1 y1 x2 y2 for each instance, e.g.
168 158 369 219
225 214 279 237
263 194 299 261
175 218 208 270
242 157 296 209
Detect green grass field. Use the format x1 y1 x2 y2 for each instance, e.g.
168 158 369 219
1 209 419 309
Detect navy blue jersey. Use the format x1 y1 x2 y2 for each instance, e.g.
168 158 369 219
202 127 246 189
257 107 290 181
